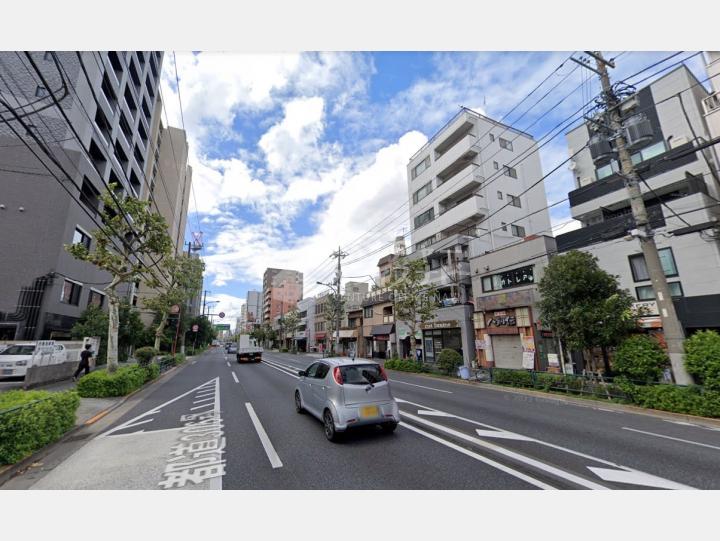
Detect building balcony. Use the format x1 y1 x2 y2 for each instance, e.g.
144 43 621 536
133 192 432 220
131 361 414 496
433 134 478 182
703 91 720 115
415 195 488 241
424 261 471 287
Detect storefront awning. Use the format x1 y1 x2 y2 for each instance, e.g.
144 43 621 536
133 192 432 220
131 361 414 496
371 324 394 336
338 329 357 339
315 333 326 340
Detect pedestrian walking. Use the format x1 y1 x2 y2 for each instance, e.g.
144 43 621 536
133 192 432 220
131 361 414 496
73 344 93 381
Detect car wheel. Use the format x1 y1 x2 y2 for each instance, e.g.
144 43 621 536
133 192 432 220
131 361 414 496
323 409 339 442
382 422 398 434
294 391 304 414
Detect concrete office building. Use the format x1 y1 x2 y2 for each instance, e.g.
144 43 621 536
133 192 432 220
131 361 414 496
246 290 262 327
262 268 303 325
556 66 720 349
295 297 315 352
405 107 552 366
0 51 163 340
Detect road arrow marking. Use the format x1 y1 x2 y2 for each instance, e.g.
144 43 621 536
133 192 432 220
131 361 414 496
587 467 693 490
475 429 534 441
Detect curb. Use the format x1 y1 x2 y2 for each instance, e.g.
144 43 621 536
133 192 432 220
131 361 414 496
0 359 190 487
387 369 720 429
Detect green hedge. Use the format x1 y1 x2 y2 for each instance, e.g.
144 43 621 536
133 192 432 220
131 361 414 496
629 384 720 417
76 365 152 398
0 390 80 464
134 346 159 365
491 368 534 387
384 359 424 372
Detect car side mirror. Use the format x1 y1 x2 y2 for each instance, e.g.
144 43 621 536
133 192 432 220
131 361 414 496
298 370 306 377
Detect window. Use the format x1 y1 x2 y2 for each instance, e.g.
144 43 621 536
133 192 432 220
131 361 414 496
87 290 105 308
141 97 152 123
129 169 141 196
413 181 433 204
596 160 619 180
482 265 535 292
364 306 373 318
133 144 144 167
500 222 507 231
411 156 431 180
94 107 111 142
61 280 82 305
132 295 138 307
489 134 495 142
315 363 330 379
119 113 132 141
415 235 435 251
503 165 518 178
80 177 100 214
137 120 148 145
124 85 137 115
149 55 159 80
114 140 129 171
511 224 526 237
493 161 499 170
145 73 155 99
100 73 117 108
339 364 384 385
636 282 683 300
107 51 123 75
72 227 91 250
88 139 107 173
499 137 513 151
35 86 48 98
44 51 52 61
629 248 678 282
414 208 434 229
128 59 141 89
305 363 319 378
508 195 521 208
497 191 503 200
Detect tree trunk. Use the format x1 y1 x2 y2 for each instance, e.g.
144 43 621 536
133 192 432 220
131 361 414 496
154 311 168 350
601 346 611 376
107 295 120 373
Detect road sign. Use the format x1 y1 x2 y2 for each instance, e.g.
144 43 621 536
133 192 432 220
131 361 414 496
192 324 199 332
218 312 225 319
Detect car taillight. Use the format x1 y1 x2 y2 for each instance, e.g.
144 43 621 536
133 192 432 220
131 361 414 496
333 366 343 385
378 365 388 381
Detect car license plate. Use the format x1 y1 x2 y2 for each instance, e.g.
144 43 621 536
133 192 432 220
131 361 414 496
359 405 379 419
2 369 13 375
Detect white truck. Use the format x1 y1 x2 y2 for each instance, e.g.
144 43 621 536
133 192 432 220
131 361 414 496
236 335 263 363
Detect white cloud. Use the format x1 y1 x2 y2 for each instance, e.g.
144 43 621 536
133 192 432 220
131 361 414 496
209 294 246 330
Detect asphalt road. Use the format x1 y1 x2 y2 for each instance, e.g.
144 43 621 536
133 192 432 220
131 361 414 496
10 348 720 490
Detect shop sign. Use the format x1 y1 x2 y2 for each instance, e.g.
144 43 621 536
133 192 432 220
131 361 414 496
547 353 559 367
522 351 535 369
632 301 659 316
486 310 516 327
475 338 489 350
421 320 458 330
521 334 535 352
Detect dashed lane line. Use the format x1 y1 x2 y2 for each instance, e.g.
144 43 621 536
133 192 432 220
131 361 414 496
622 427 720 451
231 371 239 384
245 403 283 469
261 359 300 379
390 380 453 394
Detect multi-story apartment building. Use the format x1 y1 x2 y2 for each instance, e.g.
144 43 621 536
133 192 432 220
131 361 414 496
338 281 369 356
405 107 552 366
470 235 559 371
295 297 315 352
702 52 720 147
262 268 303 325
556 66 720 347
0 51 163 340
313 290 330 353
361 287 396 359
246 290 262 327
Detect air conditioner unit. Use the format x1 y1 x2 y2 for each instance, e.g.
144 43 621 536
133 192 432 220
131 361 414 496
669 136 688 149
579 177 594 187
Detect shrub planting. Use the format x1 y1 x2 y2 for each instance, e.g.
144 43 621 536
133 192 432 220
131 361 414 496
685 330 720 391
134 346 159 366
613 335 668 383
76 365 150 397
437 349 463 375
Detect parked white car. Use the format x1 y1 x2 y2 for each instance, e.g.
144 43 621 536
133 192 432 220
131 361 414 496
0 344 36 378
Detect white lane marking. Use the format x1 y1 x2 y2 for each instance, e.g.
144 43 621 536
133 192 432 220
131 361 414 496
193 397 215 404
587 467 694 490
475 429 535 441
262 358 306 373
418 410 454 417
99 377 219 438
399 422 555 490
596 408 620 413
195 392 215 398
209 375 223 490
623 427 720 451
231 371 239 384
226 362 230 367
190 404 215 411
390 380 453 394
192 360 197 365
664 419 720 432
400 411 608 490
261 360 300 379
245 402 283 469
105 426 182 438
105 418 154 434
398 396 696 489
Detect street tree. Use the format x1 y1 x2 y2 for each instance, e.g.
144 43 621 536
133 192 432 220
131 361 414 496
538 250 638 374
323 292 345 354
282 309 300 352
143 255 204 350
66 187 173 372
389 257 437 360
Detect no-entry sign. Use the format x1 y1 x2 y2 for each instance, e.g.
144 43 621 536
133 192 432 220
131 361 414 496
218 312 225 319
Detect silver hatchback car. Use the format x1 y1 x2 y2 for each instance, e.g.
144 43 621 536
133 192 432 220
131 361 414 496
294 358 400 441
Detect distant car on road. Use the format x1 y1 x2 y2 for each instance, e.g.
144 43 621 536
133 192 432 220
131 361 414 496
294 358 400 442
227 344 238 354
0 343 36 378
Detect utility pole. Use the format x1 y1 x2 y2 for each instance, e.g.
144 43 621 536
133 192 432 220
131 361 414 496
588 51 692 385
331 246 348 354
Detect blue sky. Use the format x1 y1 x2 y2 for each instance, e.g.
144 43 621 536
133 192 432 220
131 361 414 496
158 51 708 325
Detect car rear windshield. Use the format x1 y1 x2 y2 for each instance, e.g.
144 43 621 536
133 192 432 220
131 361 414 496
340 364 384 385
0 345 35 355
